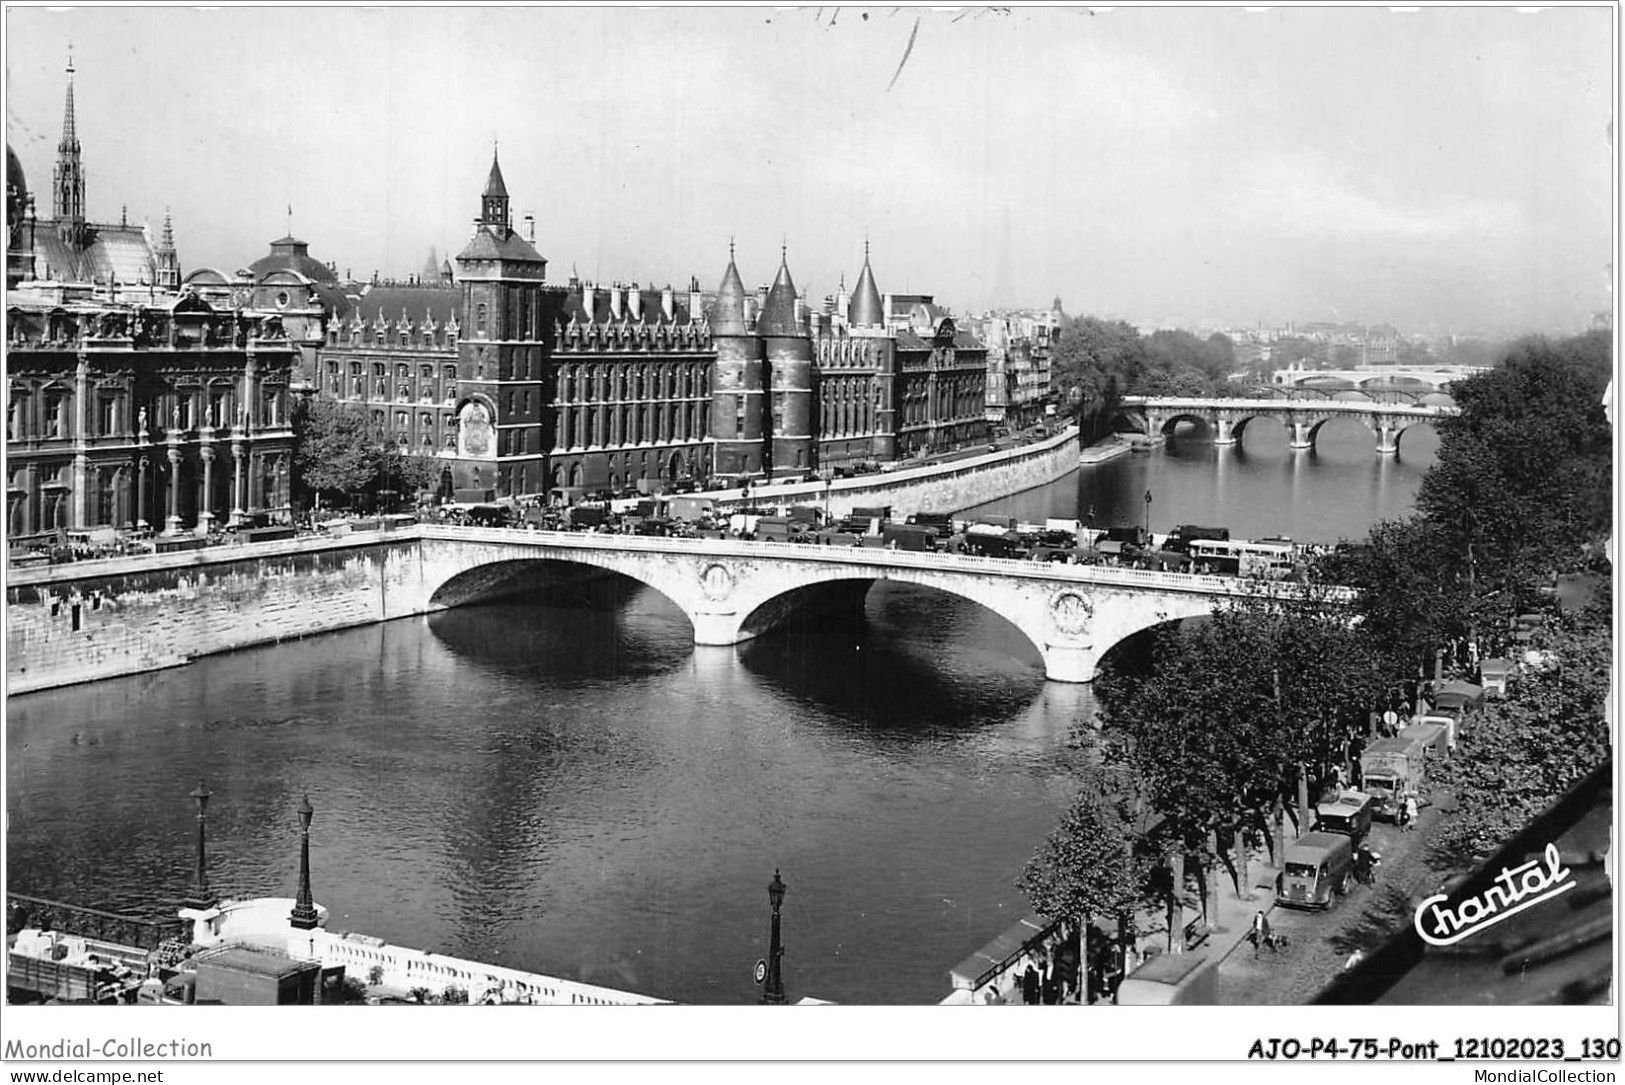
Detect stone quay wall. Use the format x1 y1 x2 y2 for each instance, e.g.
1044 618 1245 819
713 425 1082 519
5 533 423 696
6 429 1090 695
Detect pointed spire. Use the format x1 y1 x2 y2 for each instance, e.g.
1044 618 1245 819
850 242 883 328
712 242 750 336
757 246 801 337
60 48 78 152
53 48 85 235
483 147 509 199
480 146 511 233
160 208 175 250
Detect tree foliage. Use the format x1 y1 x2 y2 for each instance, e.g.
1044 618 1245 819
1430 589 1612 862
1095 588 1384 850
292 398 441 509
1018 774 1145 930
1329 331 1613 667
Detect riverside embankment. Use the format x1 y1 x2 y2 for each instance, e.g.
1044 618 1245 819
6 427 1086 695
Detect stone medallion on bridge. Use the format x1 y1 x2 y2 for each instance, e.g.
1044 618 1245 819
1050 589 1094 636
700 562 736 603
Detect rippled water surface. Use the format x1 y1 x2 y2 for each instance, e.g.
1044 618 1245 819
6 421 1436 1004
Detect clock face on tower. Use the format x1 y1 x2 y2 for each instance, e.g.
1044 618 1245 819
458 401 493 458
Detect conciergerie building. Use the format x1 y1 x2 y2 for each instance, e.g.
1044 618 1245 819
302 152 990 501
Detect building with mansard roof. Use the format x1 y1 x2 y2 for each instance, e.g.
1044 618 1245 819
305 152 990 502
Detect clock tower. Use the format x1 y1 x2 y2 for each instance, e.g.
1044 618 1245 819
451 150 566 499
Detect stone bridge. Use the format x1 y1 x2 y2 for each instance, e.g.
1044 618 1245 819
409 525 1351 682
1270 366 1486 392
1118 395 1455 455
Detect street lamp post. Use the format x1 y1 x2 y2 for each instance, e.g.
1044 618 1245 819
1143 488 1153 545
289 794 320 930
187 780 215 909
761 869 787 1004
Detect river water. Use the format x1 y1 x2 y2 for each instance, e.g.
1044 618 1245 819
5 419 1438 1005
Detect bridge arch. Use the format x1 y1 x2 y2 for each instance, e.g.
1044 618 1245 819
1228 412 1290 445
1388 418 1440 453
1153 411 1213 437
427 557 692 625
733 572 1052 669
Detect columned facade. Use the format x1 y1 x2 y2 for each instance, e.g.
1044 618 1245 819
5 294 298 539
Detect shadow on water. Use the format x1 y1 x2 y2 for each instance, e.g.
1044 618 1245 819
426 574 694 683
737 581 1046 738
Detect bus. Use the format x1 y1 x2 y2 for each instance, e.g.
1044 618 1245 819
1187 538 1297 578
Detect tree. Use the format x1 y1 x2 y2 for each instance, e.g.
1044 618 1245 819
1094 586 1384 905
1331 331 1613 665
292 399 442 510
1430 590 1611 862
1018 774 1145 963
293 399 376 504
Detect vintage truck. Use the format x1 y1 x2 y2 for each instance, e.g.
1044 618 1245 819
1359 736 1427 821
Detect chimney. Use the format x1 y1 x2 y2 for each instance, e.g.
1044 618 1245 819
609 283 624 321
523 214 535 243
582 282 595 320
689 278 702 321
661 284 675 321
628 283 642 321
883 293 894 325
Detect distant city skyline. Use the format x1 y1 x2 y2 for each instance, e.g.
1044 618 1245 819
5 5 1613 335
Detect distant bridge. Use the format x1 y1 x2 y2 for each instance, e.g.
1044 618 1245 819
1270 366 1486 392
1118 395 1455 455
411 525 1353 683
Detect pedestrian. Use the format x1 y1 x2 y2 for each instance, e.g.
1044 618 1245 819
1354 845 1374 886
1020 958 1040 1005
1402 794 1419 831
1251 911 1274 959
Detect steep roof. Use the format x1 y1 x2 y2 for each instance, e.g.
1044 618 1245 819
756 255 800 337
560 283 698 327
29 222 156 285
709 254 750 336
351 283 460 327
849 251 883 327
455 227 545 264
483 153 508 199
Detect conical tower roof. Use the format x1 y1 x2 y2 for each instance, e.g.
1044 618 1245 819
711 244 750 336
757 249 800 337
850 243 883 327
483 151 508 199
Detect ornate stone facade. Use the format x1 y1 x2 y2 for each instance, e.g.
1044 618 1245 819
5 292 298 537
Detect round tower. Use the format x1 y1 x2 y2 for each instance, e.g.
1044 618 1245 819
847 243 896 460
758 247 814 476
709 244 766 478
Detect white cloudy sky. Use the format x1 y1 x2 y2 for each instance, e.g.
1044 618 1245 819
4 5 1613 334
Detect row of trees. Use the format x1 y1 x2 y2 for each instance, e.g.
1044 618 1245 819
1023 329 1614 958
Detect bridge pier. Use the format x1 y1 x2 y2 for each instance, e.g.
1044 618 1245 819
1288 422 1313 450
1040 642 1100 683
1375 424 1398 455
691 610 747 646
1211 418 1236 446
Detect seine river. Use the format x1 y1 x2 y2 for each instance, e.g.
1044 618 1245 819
5 419 1439 1004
